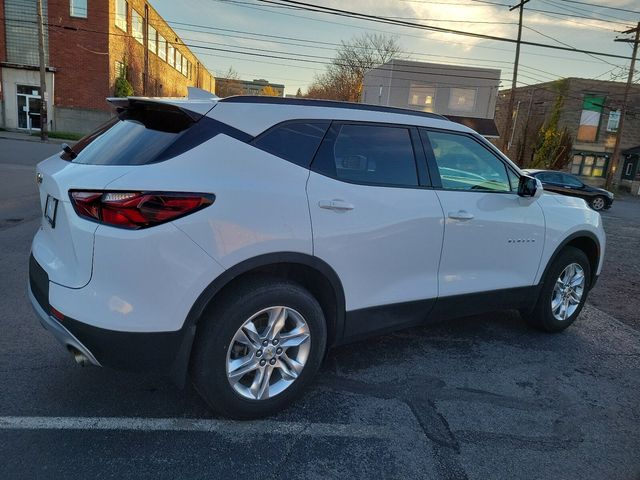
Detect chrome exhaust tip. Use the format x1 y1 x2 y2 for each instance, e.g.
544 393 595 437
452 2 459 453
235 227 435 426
68 347 90 366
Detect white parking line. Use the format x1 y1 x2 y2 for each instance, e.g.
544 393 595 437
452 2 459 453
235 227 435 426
0 416 417 439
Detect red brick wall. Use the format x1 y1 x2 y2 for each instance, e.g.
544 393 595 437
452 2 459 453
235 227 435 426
45 0 214 112
108 0 215 98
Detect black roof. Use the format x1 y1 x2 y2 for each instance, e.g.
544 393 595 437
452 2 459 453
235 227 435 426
219 96 447 120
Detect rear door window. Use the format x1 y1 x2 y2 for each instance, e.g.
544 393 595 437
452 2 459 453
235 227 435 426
312 123 419 187
252 121 329 168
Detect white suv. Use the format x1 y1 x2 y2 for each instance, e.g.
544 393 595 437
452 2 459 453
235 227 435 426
29 91 605 418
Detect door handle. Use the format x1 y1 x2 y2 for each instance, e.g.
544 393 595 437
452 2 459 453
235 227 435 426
318 199 354 211
448 210 474 221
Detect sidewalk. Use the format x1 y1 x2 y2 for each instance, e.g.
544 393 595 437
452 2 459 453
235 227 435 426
0 130 72 145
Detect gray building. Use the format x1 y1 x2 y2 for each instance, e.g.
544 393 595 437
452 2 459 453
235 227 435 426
361 59 501 136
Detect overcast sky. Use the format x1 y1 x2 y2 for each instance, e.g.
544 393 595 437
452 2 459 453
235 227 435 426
152 0 639 95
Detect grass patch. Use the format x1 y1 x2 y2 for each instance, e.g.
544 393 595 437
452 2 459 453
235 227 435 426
31 131 84 141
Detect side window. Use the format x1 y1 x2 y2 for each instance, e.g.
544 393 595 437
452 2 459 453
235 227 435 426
253 122 329 168
422 130 510 192
539 172 562 184
562 174 582 187
313 124 419 187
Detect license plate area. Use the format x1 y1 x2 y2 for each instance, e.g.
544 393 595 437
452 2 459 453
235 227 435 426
44 195 58 228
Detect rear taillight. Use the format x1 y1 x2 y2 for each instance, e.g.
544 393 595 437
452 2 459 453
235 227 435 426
69 190 214 229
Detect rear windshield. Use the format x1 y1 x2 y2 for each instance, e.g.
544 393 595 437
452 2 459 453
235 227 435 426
63 103 196 165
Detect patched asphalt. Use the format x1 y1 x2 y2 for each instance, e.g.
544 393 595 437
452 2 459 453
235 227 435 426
1 137 638 479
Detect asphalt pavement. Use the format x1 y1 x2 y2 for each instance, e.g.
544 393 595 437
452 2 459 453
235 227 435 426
1 136 639 479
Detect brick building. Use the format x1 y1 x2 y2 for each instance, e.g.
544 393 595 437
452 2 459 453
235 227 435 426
0 0 215 134
215 77 284 98
495 78 640 190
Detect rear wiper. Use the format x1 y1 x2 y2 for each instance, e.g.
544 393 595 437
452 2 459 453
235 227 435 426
61 143 77 160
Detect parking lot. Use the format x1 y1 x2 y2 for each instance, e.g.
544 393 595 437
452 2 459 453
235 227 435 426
1 135 639 479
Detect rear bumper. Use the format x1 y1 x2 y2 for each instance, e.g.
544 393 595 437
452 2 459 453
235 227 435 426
28 284 101 367
28 253 193 375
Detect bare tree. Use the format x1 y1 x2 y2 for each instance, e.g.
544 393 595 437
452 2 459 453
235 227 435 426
306 33 403 101
215 67 243 97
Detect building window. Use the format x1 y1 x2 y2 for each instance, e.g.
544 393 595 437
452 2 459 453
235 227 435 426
571 153 608 177
606 110 620 132
158 35 167 61
408 83 435 112
115 60 125 78
148 25 157 54
182 57 188 76
167 44 175 67
448 87 477 112
175 50 182 72
70 0 87 18
115 0 127 31
132 10 143 44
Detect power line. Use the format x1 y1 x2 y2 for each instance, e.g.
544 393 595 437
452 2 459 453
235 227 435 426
256 0 634 59
555 0 640 16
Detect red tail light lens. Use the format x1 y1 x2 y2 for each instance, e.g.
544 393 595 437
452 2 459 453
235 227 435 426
69 190 214 229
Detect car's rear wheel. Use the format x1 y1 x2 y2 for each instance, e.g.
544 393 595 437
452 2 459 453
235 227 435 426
522 246 591 333
590 196 606 211
191 277 327 419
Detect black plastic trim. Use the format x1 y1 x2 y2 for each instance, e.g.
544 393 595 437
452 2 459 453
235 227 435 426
29 254 49 313
171 252 347 385
61 316 185 373
341 298 437 344
219 95 448 120
341 285 541 344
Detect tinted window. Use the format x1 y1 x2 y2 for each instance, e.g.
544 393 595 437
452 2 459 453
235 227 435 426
538 172 563 184
313 124 418 187
252 121 329 168
423 130 510 192
562 174 583 187
67 104 195 165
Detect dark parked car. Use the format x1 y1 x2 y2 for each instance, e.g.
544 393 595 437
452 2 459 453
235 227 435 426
523 169 614 211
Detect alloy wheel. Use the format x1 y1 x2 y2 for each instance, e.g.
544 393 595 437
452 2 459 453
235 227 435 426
226 306 311 400
591 197 605 211
551 263 585 321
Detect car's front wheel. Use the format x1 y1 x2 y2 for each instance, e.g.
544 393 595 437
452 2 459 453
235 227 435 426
191 277 327 419
522 246 591 333
590 196 606 211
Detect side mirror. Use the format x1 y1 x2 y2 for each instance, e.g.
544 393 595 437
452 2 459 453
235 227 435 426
518 175 543 199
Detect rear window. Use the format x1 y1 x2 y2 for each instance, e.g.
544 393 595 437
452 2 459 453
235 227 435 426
63 103 198 165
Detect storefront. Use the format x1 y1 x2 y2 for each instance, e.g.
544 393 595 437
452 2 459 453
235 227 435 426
0 65 54 132
621 146 640 194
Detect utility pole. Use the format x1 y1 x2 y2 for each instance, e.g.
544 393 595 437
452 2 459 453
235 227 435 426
604 22 640 191
501 0 529 155
36 0 48 141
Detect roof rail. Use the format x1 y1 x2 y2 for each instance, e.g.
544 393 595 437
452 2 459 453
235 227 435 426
218 95 448 120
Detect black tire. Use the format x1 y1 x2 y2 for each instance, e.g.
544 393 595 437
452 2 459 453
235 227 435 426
191 277 327 419
522 246 591 333
590 196 607 211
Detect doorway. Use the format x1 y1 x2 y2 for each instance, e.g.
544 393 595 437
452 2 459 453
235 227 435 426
17 85 42 131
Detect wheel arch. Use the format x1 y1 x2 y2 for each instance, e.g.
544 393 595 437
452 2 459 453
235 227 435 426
170 252 346 387
540 231 601 289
